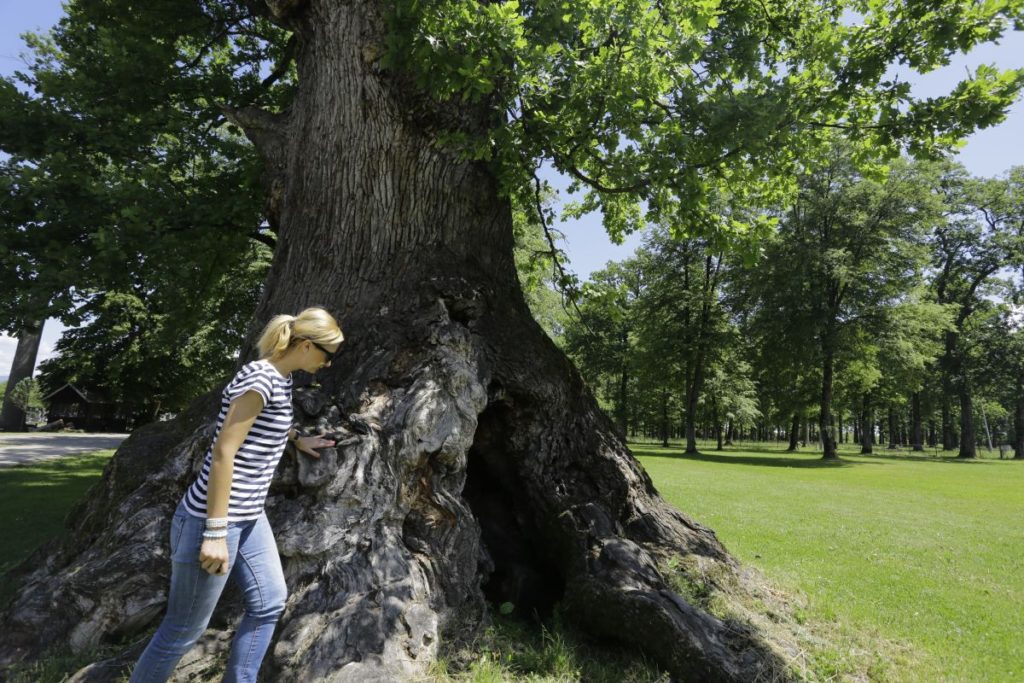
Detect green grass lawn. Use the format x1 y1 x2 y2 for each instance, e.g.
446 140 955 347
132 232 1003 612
2 443 1022 681
0 450 115 579
632 440 1024 682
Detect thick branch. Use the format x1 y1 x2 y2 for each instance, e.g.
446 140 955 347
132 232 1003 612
260 34 299 90
220 105 288 166
249 229 277 250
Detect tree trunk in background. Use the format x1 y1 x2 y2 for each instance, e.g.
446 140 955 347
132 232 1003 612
911 392 923 451
0 321 44 432
684 366 703 454
942 400 955 450
885 407 894 448
959 388 977 459
818 346 837 459
787 413 799 452
860 394 873 455
1014 388 1024 459
661 388 670 447
713 398 723 451
616 359 629 438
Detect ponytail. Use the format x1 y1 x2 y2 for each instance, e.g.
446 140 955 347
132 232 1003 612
256 307 344 361
256 315 297 360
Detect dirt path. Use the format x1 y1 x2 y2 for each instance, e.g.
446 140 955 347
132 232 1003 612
0 433 128 468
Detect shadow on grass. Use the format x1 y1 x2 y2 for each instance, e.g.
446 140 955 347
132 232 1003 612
634 448 864 468
629 441 1011 467
846 450 1008 465
0 451 114 580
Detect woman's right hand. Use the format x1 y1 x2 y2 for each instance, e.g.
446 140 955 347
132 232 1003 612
199 538 229 575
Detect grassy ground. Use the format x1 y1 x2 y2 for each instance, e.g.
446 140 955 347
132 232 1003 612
632 439 1024 682
2 443 1021 681
0 450 115 576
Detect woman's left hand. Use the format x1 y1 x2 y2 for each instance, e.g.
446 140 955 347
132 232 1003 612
295 430 335 458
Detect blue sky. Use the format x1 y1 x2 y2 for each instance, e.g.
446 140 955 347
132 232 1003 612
1 1 1022 377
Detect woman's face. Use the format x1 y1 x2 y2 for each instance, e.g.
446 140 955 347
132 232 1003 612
301 340 342 373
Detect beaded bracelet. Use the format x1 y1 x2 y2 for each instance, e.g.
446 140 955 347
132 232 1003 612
205 517 228 529
202 529 228 540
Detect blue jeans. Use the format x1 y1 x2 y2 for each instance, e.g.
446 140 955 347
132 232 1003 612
129 500 287 683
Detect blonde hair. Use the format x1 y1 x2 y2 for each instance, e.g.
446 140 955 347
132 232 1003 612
256 307 345 361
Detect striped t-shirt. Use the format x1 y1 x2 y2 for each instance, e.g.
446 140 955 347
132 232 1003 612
183 359 293 522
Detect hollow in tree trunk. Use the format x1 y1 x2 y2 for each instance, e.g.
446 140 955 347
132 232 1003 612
0 3 813 681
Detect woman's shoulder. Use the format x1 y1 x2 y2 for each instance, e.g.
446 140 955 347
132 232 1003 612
225 358 291 385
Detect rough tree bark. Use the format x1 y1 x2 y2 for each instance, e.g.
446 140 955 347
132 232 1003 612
0 2 811 681
0 320 44 432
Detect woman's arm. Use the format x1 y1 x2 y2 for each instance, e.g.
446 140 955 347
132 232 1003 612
199 390 264 575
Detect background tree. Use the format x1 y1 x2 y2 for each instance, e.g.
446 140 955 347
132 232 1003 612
928 162 1015 458
760 150 936 457
0 11 274 429
36 238 271 424
7 377 47 426
512 189 571 344
564 258 644 435
635 226 731 453
703 345 761 450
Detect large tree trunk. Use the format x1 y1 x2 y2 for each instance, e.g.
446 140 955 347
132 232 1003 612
0 320 44 432
0 4 808 681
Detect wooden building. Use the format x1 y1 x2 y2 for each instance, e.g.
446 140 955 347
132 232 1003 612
42 384 131 432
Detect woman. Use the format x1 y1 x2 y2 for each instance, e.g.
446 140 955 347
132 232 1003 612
130 307 344 683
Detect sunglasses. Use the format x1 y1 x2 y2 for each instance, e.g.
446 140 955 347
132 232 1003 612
302 338 339 363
